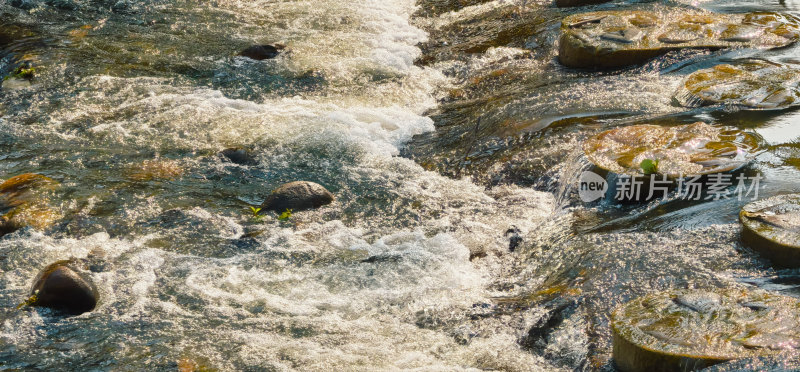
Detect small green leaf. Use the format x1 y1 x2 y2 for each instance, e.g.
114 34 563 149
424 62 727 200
8 66 35 81
278 209 292 221
640 159 659 175
16 293 37 309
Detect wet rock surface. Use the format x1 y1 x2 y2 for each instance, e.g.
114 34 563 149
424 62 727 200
612 289 800 372
238 44 283 60
261 181 334 212
559 9 800 68
30 261 99 316
0 174 60 236
124 159 184 182
740 193 800 267
678 61 800 110
219 147 257 165
583 122 759 178
700 355 800 372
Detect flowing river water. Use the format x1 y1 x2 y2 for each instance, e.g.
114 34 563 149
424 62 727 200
0 0 799 370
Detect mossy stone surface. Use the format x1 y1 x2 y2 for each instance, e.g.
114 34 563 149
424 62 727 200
678 61 800 110
583 122 758 178
740 194 800 267
559 9 800 68
612 289 800 372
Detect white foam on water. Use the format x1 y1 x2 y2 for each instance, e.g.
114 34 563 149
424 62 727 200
0 0 563 370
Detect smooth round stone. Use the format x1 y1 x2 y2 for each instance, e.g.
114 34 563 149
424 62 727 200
30 261 98 315
558 9 800 68
612 289 800 372
238 44 283 60
261 181 334 212
740 194 800 267
678 61 800 110
583 122 759 178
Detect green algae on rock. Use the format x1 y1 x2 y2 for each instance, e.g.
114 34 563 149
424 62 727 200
677 61 800 110
583 122 759 178
740 194 800 267
558 10 800 68
612 289 800 372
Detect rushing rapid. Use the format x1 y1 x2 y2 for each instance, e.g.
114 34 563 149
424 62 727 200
1 0 800 371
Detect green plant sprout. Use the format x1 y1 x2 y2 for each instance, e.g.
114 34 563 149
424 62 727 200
16 293 37 310
640 159 659 175
278 209 292 221
249 206 265 222
4 66 36 81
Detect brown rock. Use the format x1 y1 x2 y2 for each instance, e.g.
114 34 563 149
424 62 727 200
30 261 98 315
261 181 334 212
558 9 800 69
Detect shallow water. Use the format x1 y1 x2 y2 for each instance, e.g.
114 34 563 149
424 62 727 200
0 0 799 370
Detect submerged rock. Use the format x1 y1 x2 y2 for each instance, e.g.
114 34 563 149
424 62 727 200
30 261 98 315
124 159 184 182
0 174 60 236
612 289 800 372
558 9 800 68
261 181 334 212
740 194 800 267
219 147 256 165
678 61 800 110
583 122 759 178
238 44 284 60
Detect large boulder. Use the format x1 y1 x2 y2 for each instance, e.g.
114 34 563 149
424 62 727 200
612 289 800 372
677 61 800 110
558 9 800 68
740 194 800 267
30 261 98 315
261 181 334 212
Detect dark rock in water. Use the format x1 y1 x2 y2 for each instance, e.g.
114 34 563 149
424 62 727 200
361 254 403 264
555 0 611 8
521 297 581 352
261 181 334 212
45 0 77 10
505 226 523 252
238 44 284 61
9 0 36 10
219 148 256 165
30 261 98 315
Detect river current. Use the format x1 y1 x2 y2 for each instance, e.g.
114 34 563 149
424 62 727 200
0 0 799 371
